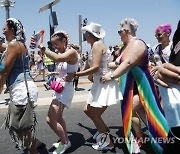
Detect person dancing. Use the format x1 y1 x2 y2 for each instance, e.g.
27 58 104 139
75 22 122 151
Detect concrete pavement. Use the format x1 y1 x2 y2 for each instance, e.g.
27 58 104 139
0 77 155 154
0 77 92 109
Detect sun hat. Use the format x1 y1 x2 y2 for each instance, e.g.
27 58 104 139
81 22 105 39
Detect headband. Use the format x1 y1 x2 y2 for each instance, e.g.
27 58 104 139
7 18 26 43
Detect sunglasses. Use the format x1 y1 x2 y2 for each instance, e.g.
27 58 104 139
118 30 123 35
155 32 165 38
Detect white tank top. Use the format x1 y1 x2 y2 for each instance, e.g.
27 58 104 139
88 49 108 76
56 62 78 80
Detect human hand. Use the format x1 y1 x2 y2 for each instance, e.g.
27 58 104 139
157 63 180 87
150 66 158 76
100 72 111 83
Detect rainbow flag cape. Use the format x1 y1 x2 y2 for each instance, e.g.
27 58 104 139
35 29 45 47
119 42 169 154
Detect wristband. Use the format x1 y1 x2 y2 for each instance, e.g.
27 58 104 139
110 72 114 80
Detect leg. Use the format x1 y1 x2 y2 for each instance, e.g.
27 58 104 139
132 95 144 138
42 69 45 81
84 105 114 149
84 104 108 133
32 70 41 81
46 99 68 144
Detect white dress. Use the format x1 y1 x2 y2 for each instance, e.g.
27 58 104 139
52 62 78 108
87 51 123 108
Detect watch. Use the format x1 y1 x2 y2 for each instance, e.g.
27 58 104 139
110 72 114 80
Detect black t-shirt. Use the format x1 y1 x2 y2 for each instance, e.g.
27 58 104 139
169 22 180 66
169 50 180 66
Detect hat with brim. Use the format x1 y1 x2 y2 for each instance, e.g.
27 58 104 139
81 22 105 39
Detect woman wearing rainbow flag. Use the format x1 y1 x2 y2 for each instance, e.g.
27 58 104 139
101 18 169 154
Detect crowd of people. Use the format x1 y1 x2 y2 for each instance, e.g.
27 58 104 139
0 16 179 154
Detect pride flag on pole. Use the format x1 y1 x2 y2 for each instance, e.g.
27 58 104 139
35 29 45 46
29 29 45 49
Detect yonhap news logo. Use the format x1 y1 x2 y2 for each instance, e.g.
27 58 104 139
112 136 175 144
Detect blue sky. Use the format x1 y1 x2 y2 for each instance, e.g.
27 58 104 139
0 0 179 53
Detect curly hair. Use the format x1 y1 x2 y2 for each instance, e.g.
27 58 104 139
119 18 138 36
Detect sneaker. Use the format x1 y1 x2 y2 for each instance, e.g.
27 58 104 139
93 129 110 140
4 88 9 94
92 131 100 140
44 83 50 90
92 143 114 151
92 133 113 151
53 141 71 154
75 87 80 91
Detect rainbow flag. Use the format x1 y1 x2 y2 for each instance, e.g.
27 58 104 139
35 29 45 47
119 42 169 154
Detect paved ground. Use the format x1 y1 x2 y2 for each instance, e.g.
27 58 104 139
0 77 155 154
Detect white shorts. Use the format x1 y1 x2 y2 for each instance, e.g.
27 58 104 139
9 81 38 106
52 82 74 108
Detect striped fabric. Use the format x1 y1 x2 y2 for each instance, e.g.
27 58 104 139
35 29 45 46
119 41 169 154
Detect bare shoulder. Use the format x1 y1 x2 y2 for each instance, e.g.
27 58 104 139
93 40 103 47
8 40 18 48
92 40 105 52
8 41 26 55
67 48 78 56
130 39 146 50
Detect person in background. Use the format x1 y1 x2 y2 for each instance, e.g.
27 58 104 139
71 44 82 91
111 45 120 62
44 41 56 90
151 24 172 76
29 51 35 71
32 47 46 81
75 22 122 151
0 36 9 93
107 45 113 62
156 20 180 154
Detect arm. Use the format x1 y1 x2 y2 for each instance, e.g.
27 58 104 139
101 40 146 82
0 42 7 52
0 41 20 92
76 42 103 77
157 63 180 87
108 62 118 69
45 48 77 64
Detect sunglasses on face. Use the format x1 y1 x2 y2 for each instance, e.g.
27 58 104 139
118 30 123 35
155 32 165 38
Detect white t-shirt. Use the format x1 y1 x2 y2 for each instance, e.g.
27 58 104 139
152 41 172 63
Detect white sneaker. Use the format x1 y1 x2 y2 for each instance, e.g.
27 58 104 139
53 142 60 148
92 133 113 151
53 141 71 154
92 142 114 151
92 131 100 140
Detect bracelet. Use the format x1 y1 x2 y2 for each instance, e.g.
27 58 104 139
110 72 114 80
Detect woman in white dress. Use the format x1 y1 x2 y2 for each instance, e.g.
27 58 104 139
75 22 122 151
